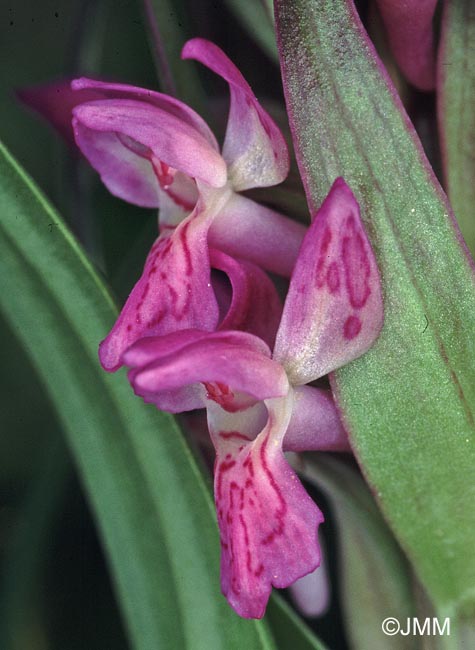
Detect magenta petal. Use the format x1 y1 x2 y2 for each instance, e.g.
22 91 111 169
72 77 219 148
73 99 227 195
123 329 210 367
128 331 288 413
73 121 161 207
284 386 350 452
182 38 289 190
99 205 219 371
274 178 384 385
375 0 437 91
208 193 306 277
208 397 323 618
211 249 282 347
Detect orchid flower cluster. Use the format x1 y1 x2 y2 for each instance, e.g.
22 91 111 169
68 38 383 618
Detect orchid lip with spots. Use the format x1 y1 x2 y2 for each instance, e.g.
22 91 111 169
122 178 384 618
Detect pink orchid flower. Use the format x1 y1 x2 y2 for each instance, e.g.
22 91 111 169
66 38 306 371
120 179 384 617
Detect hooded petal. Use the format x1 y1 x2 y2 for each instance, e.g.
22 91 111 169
73 98 227 209
208 192 305 277
126 330 288 413
99 199 220 371
211 249 282 347
72 77 219 148
274 178 384 385
208 395 323 618
182 38 289 190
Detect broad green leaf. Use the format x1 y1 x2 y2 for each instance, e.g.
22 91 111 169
301 455 416 650
438 0 475 256
224 0 278 61
275 0 475 625
0 139 276 650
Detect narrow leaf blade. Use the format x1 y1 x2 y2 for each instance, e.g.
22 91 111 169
0 139 275 650
437 0 475 255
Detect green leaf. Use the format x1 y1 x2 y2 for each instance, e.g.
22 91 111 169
301 455 416 650
0 139 276 650
275 0 475 623
438 0 475 256
266 593 328 650
0 437 71 650
224 0 278 61
141 0 207 114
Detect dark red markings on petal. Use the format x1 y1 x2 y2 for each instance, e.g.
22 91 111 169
243 455 254 478
178 220 193 276
314 226 333 289
219 431 252 441
254 564 264 578
326 261 340 293
216 458 237 500
344 315 362 340
204 382 240 412
151 157 195 211
342 215 371 309
258 434 287 546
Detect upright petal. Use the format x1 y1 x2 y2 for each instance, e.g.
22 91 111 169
208 395 323 618
99 199 220 371
211 249 282 347
182 38 289 190
274 178 384 385
126 330 288 413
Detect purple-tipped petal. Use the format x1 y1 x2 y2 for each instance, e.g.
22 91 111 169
127 330 288 413
211 249 282 347
18 80 103 146
375 0 437 91
208 193 306 277
99 203 219 371
73 100 227 203
182 38 289 190
274 178 384 385
284 386 350 452
208 396 323 618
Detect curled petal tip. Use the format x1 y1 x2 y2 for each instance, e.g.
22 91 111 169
182 38 289 190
